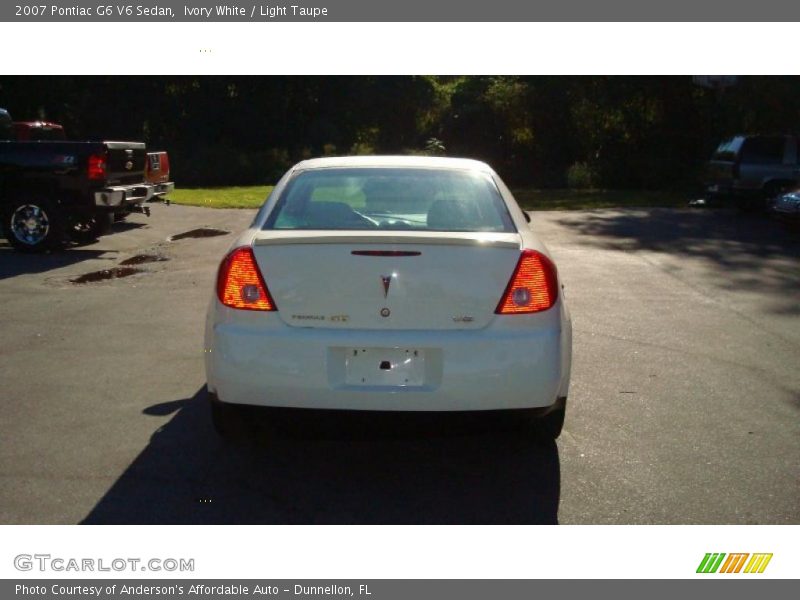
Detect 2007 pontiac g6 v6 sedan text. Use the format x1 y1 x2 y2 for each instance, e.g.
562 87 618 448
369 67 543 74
204 156 572 438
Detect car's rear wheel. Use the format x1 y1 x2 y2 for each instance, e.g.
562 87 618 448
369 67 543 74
209 393 250 441
4 195 66 253
535 406 566 440
522 397 567 440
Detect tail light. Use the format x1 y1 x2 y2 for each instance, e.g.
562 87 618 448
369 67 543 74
87 153 107 180
160 152 170 177
217 247 276 311
496 249 559 314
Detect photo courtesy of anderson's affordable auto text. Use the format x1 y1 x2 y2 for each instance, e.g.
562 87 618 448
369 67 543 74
14 583 373 596
0 0 798 595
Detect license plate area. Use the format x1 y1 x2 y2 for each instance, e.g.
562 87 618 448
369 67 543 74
345 347 426 387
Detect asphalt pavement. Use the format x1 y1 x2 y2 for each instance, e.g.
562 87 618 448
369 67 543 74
0 204 797 524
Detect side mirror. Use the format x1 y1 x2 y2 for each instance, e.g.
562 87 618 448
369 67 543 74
523 212 531 223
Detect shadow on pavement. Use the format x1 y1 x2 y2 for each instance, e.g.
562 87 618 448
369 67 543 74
82 387 561 524
109 221 149 234
0 246 115 280
556 208 800 314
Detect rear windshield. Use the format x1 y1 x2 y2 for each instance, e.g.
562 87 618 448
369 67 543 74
712 137 744 161
264 167 516 233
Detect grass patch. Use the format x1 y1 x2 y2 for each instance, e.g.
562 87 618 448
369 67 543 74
165 186 689 211
166 186 274 209
512 189 688 211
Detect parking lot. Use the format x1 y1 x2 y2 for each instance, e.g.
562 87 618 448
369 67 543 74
1 204 798 524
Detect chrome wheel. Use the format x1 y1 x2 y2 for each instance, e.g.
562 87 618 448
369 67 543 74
10 204 50 246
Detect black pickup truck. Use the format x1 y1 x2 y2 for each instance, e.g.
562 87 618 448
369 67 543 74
1 107 155 252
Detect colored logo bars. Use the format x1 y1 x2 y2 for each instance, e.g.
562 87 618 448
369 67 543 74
696 553 773 574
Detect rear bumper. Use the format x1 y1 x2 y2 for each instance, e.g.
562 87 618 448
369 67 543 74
151 181 174 197
205 304 572 412
706 183 768 203
94 184 154 208
209 390 567 422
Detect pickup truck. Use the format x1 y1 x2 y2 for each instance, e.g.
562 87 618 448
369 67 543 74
1 108 156 252
13 115 173 209
145 150 174 201
13 117 174 202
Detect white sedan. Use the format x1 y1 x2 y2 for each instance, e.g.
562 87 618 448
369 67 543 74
205 156 572 438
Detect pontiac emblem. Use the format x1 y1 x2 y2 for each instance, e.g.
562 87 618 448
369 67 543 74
381 275 391 298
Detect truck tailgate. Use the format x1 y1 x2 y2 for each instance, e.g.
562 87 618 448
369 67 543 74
104 142 147 186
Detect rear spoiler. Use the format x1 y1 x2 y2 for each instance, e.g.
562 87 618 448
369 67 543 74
253 231 521 249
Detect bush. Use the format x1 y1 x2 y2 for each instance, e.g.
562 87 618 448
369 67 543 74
349 142 375 155
566 161 598 189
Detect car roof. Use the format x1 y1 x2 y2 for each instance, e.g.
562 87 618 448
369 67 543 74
292 155 494 173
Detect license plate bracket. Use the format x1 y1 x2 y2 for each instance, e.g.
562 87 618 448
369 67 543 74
344 347 426 387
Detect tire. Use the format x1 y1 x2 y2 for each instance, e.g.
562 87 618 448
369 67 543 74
69 211 113 245
210 394 249 441
3 194 66 253
534 405 566 440
520 397 567 440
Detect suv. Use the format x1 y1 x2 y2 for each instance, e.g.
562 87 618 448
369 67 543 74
706 135 800 209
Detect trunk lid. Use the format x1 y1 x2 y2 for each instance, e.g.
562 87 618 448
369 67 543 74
252 231 522 330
